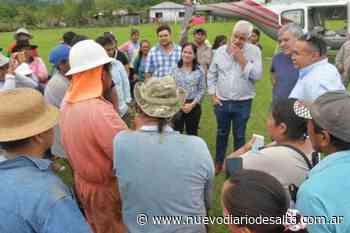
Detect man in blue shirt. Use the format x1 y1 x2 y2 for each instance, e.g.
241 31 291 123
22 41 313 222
294 91 350 233
0 88 92 233
290 34 345 102
271 23 303 102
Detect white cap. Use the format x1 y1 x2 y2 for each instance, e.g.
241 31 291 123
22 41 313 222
15 28 32 37
0 53 9 67
66 40 114 76
15 63 33 76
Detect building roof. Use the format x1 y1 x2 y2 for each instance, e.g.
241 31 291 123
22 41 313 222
150 1 185 10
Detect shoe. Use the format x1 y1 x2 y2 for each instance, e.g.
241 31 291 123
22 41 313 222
215 163 223 176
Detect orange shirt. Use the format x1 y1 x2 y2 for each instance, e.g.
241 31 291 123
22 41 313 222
60 97 127 233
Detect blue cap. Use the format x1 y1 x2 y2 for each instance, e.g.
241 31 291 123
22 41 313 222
49 44 70 67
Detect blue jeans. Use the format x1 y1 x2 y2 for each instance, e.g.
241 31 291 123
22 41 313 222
214 99 252 164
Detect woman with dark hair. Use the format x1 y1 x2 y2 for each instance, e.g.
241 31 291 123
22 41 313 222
171 42 205 135
226 98 314 203
212 35 228 52
133 40 151 82
222 169 307 233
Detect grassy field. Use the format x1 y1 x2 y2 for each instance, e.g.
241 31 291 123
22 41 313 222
0 22 277 233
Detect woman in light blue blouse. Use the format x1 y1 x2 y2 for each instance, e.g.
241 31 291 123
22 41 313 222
171 42 205 135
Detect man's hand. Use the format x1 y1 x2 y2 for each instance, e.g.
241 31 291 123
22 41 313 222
231 45 247 70
211 95 222 106
182 102 195 113
7 61 16 75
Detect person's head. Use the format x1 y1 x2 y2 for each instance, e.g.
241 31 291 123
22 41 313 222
291 34 327 69
131 28 140 43
222 169 300 233
134 76 186 133
222 170 307 233
96 35 116 58
294 91 350 155
212 35 228 50
177 43 198 71
0 53 10 79
0 88 59 157
49 44 71 75
278 23 303 56
230 20 253 49
62 31 77 47
193 28 207 46
14 28 32 42
156 24 172 47
70 34 88 46
267 99 307 143
250 28 261 45
12 40 37 62
139 40 151 57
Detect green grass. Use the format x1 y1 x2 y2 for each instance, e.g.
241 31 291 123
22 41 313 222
0 22 277 233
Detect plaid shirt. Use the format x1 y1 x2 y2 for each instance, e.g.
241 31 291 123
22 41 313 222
145 43 181 78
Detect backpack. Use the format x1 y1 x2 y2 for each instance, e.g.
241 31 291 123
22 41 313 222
262 144 320 202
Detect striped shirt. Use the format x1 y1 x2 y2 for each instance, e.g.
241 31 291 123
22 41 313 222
145 43 181 78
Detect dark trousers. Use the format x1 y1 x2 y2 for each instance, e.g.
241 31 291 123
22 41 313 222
214 99 252 164
172 100 202 136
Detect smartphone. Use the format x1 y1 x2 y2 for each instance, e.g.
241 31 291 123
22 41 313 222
251 134 264 153
225 157 243 178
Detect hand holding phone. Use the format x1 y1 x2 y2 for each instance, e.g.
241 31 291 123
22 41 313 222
251 134 264 153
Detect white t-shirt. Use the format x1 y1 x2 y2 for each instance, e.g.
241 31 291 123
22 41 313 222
242 146 311 200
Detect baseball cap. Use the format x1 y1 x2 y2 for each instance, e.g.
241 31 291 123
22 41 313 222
0 52 10 67
49 44 70 67
15 28 33 38
294 91 350 142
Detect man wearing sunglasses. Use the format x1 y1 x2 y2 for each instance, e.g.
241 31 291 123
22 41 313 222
289 34 345 102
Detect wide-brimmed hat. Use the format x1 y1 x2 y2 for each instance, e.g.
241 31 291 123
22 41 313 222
294 90 350 143
0 88 59 142
134 76 186 118
12 40 37 53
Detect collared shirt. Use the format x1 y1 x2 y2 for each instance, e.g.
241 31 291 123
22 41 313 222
296 150 350 233
145 43 181 78
44 71 70 158
207 44 263 100
110 59 131 116
197 44 212 69
335 40 350 85
0 156 92 233
271 52 299 101
171 66 205 103
113 127 214 233
289 59 345 102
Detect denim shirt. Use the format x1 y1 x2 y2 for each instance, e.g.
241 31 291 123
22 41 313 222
110 59 132 116
0 156 92 233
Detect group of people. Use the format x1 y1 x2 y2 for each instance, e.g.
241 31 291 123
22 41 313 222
0 15 349 233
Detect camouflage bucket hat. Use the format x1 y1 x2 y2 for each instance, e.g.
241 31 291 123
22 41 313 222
134 76 187 118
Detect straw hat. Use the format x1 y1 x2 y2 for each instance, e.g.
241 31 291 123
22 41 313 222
0 88 59 142
134 76 186 118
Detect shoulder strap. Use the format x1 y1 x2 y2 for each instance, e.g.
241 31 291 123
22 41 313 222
263 144 313 170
